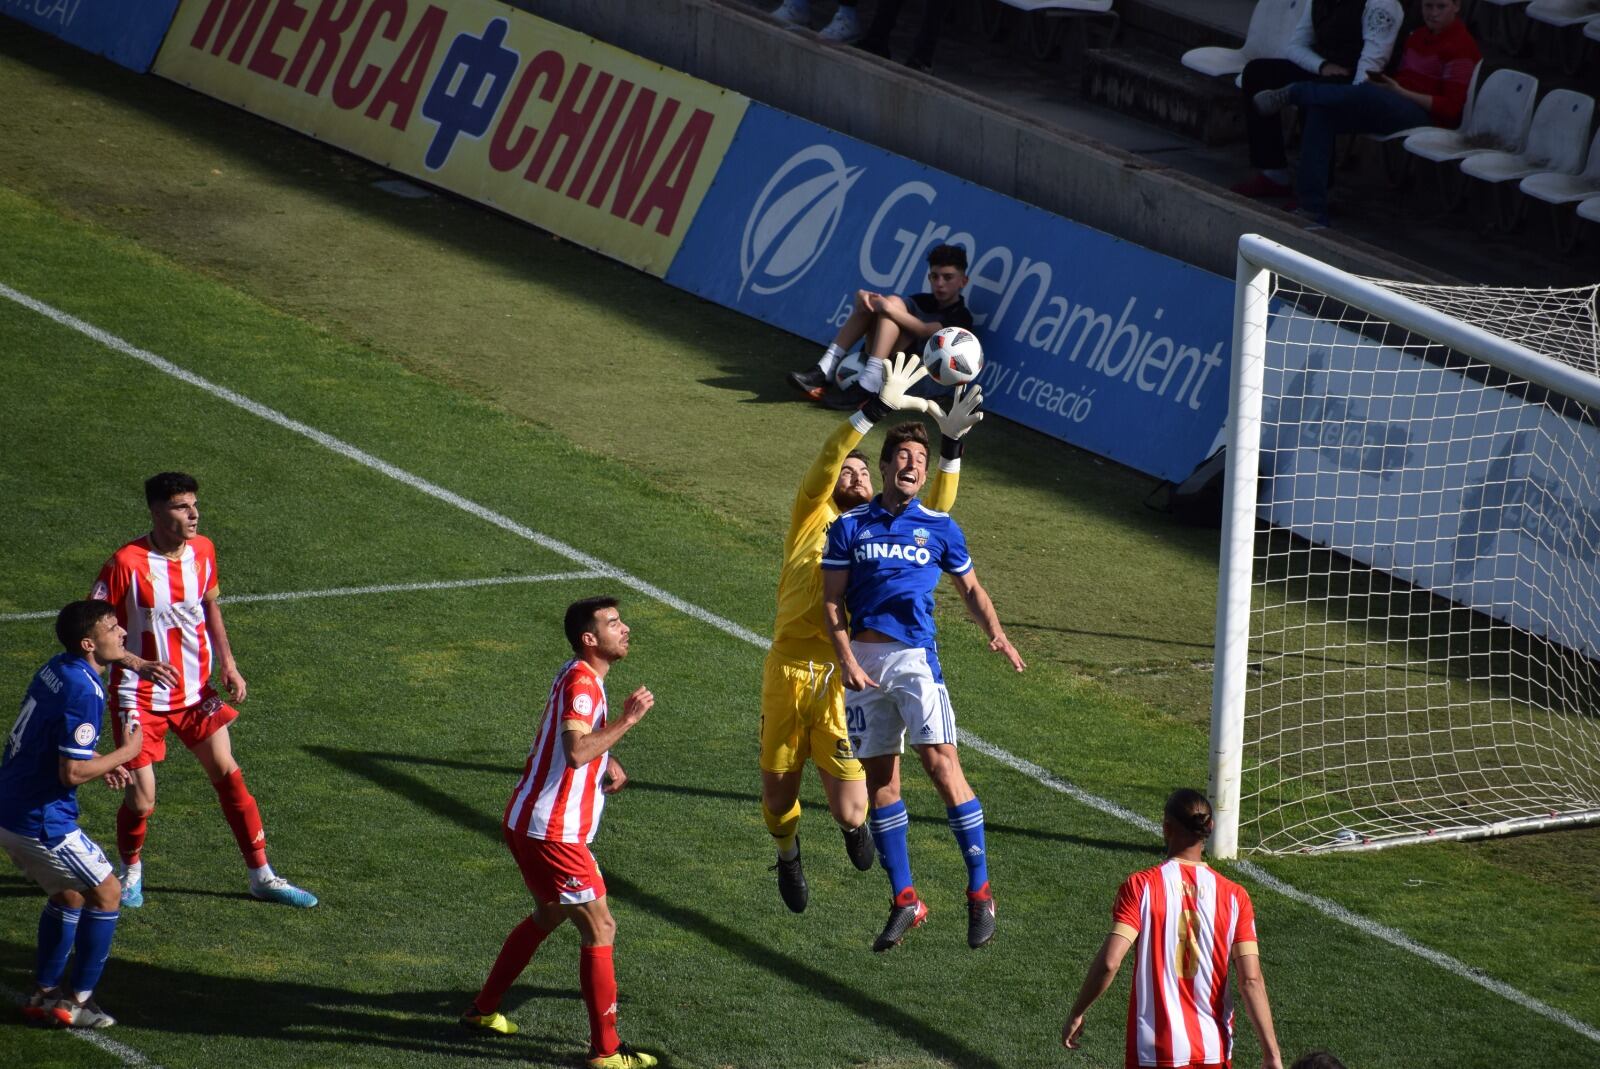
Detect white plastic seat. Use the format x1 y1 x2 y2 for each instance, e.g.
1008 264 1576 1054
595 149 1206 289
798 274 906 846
1182 0 1304 83
1461 89 1594 183
1404 68 1538 163
1576 194 1600 223
1363 60 1485 144
1525 0 1600 26
1520 125 1600 203
1589 13 1600 36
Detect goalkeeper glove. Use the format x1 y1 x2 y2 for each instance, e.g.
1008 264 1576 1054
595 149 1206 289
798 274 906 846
874 352 932 414
927 384 983 460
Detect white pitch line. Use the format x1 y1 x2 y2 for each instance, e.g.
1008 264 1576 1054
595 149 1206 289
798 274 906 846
0 572 608 624
0 983 164 1067
6 282 1597 1049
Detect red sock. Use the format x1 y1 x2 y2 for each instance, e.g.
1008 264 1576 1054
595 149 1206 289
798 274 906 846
579 945 620 1057
116 803 151 866
474 915 552 1013
211 769 268 869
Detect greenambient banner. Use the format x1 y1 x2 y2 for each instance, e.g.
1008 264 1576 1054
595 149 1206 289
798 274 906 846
665 104 1234 483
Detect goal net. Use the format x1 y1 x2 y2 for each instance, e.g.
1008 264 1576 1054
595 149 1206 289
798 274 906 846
1209 234 1600 858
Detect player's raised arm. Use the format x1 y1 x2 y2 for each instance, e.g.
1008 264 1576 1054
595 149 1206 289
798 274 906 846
946 569 1025 672
924 383 983 513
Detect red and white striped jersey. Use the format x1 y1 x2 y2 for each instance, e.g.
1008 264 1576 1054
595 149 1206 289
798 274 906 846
503 659 610 844
1111 858 1259 1069
93 536 220 714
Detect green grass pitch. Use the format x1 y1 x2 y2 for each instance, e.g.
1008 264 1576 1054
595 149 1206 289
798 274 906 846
0 22 1597 1069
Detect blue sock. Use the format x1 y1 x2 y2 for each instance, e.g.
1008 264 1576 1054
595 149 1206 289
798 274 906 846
869 801 914 899
947 797 989 893
36 902 80 989
68 909 119 998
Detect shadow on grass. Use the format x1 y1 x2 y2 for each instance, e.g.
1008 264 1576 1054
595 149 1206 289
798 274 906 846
341 749 1151 855
0 941 572 1063
306 745 1012 1069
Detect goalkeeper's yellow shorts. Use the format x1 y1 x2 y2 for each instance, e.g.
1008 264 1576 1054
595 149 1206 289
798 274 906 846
759 650 864 781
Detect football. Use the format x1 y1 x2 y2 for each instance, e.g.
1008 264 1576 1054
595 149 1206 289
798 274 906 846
922 326 984 387
833 349 868 390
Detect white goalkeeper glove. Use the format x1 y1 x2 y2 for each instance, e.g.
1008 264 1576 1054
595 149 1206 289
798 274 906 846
928 384 984 440
876 352 933 414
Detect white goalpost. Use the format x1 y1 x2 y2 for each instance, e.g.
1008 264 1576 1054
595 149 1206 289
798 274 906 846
1210 234 1600 858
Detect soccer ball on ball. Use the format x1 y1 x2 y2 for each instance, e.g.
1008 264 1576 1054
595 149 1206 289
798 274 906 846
922 327 984 388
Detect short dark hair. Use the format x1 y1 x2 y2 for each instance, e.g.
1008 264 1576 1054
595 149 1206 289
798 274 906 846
879 422 930 465
845 449 870 467
1290 1053 1348 1069
564 596 619 653
56 600 115 653
145 471 199 505
1164 788 1214 841
927 244 967 273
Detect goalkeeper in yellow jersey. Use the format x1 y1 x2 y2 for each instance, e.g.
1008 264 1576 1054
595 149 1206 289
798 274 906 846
762 353 984 912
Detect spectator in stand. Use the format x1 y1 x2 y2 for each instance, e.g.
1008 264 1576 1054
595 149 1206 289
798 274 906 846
1233 0 1405 199
1253 0 1479 226
772 0 862 43
856 0 955 73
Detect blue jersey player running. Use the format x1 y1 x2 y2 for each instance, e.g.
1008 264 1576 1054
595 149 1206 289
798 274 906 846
0 600 143 1029
822 422 1025 952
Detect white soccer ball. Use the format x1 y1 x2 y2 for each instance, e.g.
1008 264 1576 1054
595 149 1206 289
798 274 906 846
922 326 984 388
834 350 868 390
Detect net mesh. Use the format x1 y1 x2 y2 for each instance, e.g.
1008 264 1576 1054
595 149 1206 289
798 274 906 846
1240 274 1600 854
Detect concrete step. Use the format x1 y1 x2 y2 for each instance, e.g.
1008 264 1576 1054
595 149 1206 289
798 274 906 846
1115 0 1247 63
1081 46 1245 146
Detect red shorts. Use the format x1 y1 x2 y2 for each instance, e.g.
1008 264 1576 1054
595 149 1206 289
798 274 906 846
502 826 605 906
113 691 239 770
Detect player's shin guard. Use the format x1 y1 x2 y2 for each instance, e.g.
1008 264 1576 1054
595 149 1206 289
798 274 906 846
946 798 988 893
212 768 268 870
579 945 621 1057
116 803 150 866
67 909 118 999
36 903 81 989
869 801 914 898
475 915 553 1013
762 799 802 856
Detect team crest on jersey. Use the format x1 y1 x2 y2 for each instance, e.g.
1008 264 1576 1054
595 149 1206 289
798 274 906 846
573 694 593 716
73 723 96 747
912 527 930 547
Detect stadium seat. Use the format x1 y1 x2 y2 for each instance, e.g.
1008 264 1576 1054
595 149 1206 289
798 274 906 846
984 0 1119 59
1575 193 1600 223
1524 0 1600 72
1361 62 1484 187
1461 88 1593 228
1403 68 1538 164
1521 125 1600 250
1181 0 1304 87
1476 0 1534 52
1461 89 1593 182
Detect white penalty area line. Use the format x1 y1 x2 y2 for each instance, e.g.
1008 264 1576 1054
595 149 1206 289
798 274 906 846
7 283 1598 1050
0 983 164 1067
0 572 606 624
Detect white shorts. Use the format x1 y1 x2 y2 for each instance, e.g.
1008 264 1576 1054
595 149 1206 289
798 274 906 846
845 640 958 759
0 824 115 896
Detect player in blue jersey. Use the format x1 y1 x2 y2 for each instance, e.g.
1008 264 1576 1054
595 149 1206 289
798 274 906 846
0 600 144 1029
822 421 1025 952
